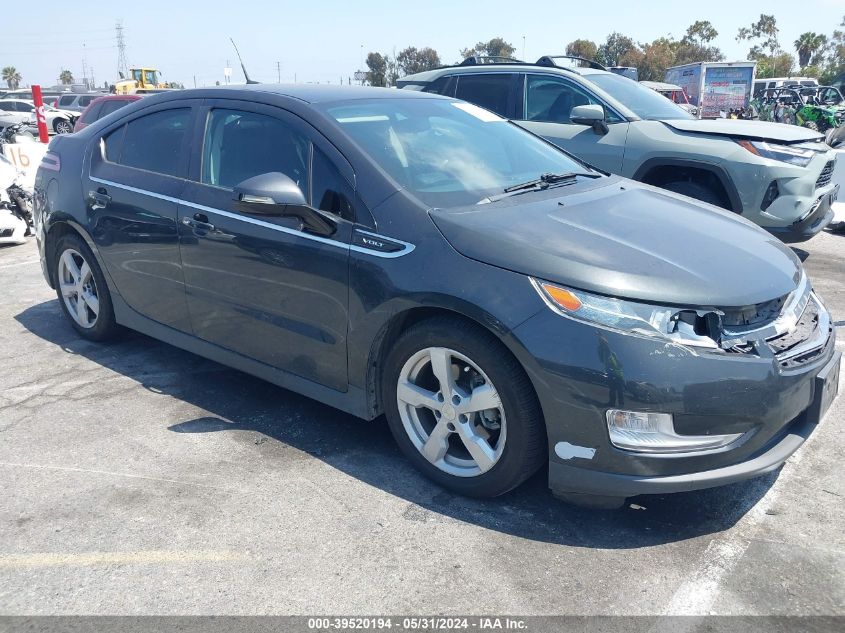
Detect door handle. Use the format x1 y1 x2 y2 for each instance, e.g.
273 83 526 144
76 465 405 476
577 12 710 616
181 213 216 232
88 188 111 210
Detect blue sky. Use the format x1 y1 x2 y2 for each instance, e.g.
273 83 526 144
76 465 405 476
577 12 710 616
4 0 843 88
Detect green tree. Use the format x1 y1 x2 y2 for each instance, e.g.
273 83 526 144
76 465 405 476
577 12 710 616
794 32 827 69
676 20 724 65
596 33 637 67
59 69 74 85
2 66 21 89
820 16 845 84
460 37 516 60
366 52 388 87
565 39 598 61
636 37 678 81
396 46 441 76
737 14 788 77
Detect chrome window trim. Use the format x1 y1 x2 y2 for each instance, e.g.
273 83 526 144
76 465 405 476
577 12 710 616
89 176 414 259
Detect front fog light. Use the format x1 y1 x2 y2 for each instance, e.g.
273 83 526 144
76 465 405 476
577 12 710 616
606 410 742 454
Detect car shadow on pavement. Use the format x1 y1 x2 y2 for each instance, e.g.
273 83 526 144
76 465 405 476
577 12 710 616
16 299 779 549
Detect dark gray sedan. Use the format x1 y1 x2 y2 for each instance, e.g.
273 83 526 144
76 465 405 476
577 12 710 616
32 85 840 507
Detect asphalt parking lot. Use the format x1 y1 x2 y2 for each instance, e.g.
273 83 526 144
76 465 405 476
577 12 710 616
0 230 842 618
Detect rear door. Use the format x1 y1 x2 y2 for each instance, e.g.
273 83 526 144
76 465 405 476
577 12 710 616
515 73 629 173
86 101 198 332
177 100 354 391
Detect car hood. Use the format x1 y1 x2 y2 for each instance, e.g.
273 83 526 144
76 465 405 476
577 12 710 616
430 177 801 307
661 118 824 143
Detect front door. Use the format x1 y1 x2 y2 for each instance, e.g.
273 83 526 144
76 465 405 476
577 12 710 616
178 101 354 391
515 73 630 173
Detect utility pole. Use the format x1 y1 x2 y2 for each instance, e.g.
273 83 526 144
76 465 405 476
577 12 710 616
522 35 526 61
116 20 128 78
193 75 196 88
277 61 281 83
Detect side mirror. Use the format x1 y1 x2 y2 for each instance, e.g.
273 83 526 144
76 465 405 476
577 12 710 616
233 172 335 236
570 104 608 135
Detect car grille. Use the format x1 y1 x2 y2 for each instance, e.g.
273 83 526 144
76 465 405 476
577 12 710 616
816 160 835 189
726 292 831 369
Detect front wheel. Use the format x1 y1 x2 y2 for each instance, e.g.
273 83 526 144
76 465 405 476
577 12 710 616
54 233 120 341
803 120 820 132
661 180 725 208
382 317 546 497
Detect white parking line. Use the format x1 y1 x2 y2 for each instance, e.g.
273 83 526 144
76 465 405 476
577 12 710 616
660 338 844 621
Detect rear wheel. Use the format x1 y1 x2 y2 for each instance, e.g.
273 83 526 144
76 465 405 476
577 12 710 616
382 317 546 497
661 180 724 208
53 119 73 135
54 233 120 341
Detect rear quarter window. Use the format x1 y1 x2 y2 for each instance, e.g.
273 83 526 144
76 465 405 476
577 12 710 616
454 74 515 117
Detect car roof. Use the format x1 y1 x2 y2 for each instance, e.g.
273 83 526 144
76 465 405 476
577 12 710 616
401 63 607 84
90 94 142 103
144 84 446 105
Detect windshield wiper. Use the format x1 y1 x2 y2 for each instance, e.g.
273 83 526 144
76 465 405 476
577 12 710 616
478 171 601 204
502 171 597 193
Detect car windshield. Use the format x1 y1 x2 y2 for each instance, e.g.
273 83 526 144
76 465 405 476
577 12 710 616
586 73 694 121
323 98 590 207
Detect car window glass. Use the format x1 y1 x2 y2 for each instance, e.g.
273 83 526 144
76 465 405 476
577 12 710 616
99 100 130 118
59 95 75 107
201 108 308 193
80 96 95 106
526 75 620 124
79 102 102 123
455 74 514 117
111 108 190 177
311 146 354 220
0 103 12 111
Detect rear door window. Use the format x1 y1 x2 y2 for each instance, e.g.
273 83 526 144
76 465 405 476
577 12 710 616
58 95 76 107
454 74 516 117
99 99 131 117
105 108 190 177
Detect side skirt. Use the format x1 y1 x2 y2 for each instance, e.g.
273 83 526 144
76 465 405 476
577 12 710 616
112 294 372 420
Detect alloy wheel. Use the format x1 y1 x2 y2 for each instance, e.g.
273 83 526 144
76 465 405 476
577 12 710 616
55 120 73 134
396 347 506 477
58 248 99 329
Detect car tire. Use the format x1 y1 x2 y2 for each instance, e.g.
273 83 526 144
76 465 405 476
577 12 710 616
382 316 546 498
804 120 820 132
53 119 73 135
54 233 120 341
661 180 724 208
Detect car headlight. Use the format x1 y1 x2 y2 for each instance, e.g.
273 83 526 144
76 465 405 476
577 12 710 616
736 140 815 167
530 278 720 349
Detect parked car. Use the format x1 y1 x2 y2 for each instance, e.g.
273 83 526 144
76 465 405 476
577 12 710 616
33 86 840 508
74 95 142 132
399 57 839 242
0 88 66 102
53 93 104 113
0 99 77 135
640 80 699 116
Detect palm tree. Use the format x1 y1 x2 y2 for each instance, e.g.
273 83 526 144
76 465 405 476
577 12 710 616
59 69 74 85
794 32 826 69
2 66 22 89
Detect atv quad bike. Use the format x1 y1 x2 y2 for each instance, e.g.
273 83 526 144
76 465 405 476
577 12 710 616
755 86 845 133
